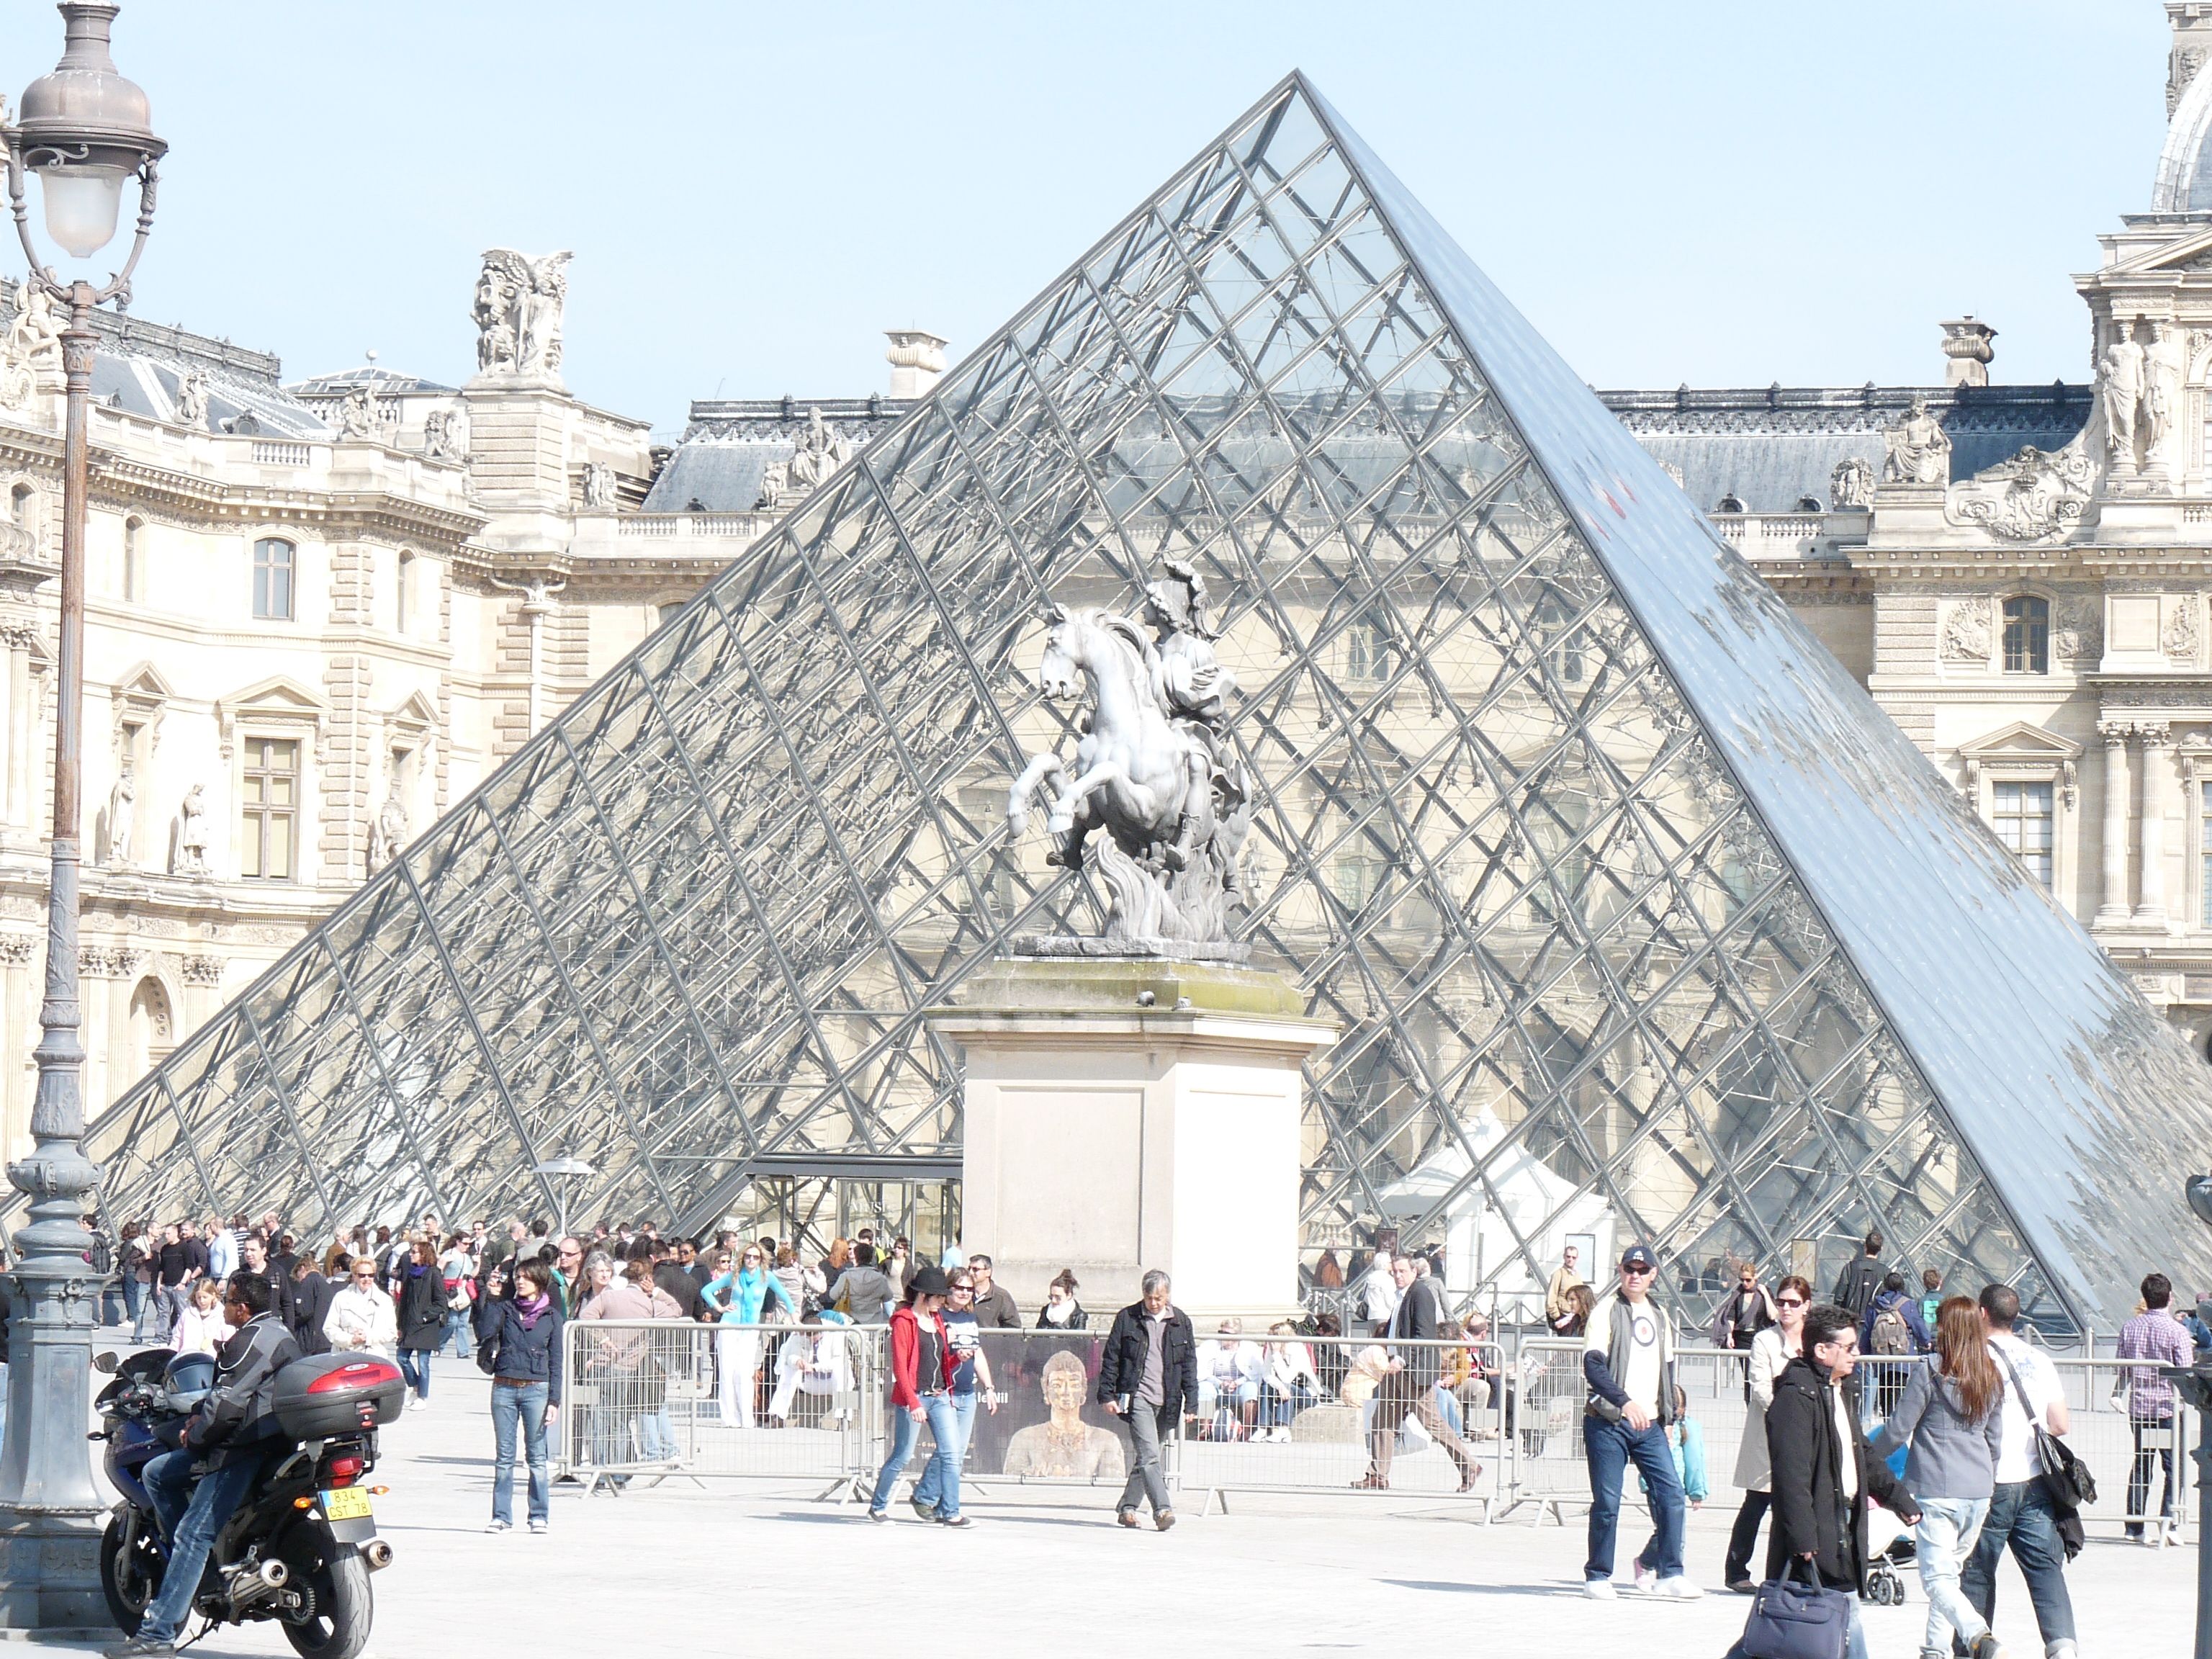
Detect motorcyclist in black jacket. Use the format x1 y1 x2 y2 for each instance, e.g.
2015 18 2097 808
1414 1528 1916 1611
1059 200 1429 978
107 1271 301 1659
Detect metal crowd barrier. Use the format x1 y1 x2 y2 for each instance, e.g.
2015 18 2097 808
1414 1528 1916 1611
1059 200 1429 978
559 1317 880 1496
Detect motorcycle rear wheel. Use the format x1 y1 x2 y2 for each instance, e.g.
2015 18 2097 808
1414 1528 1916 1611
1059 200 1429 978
275 1525 372 1659
97 1514 155 1636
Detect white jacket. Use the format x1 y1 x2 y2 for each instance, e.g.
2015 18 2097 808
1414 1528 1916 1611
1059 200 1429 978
324 1282 398 1355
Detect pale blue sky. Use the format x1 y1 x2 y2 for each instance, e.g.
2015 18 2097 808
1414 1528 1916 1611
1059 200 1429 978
8 2 2169 433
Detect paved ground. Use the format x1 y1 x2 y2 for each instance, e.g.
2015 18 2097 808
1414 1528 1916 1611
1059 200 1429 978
45 1353 2194 1657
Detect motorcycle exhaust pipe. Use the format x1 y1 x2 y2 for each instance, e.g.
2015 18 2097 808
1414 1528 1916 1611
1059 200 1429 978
222 1557 288 1610
258 1560 289 1589
361 1539 394 1572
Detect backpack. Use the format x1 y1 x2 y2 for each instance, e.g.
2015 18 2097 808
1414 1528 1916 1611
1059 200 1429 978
1870 1305 1912 1356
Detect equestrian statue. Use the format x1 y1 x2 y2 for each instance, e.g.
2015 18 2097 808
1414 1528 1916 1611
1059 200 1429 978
1007 560 1252 948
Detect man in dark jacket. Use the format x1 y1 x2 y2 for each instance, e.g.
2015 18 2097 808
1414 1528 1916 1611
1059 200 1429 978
238 1233 295 1334
289 1256 336 1355
1765 1302 1917 1659
1831 1229 1884 1322
1097 1269 1196 1530
110 1273 302 1659
1357 1254 1480 1492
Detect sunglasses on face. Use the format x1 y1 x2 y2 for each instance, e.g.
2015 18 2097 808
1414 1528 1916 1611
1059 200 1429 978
950 1283 974 1293
1621 1264 1653 1277
1776 1297 1805 1308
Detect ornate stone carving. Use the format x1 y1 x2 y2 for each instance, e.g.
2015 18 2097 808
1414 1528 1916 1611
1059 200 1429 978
0 935 34 967
579 462 617 509
1938 596 1994 665
366 783 408 875
172 367 209 429
0 282 63 412
179 955 226 988
333 378 387 441
2054 597 2102 661
421 405 467 462
1007 561 1252 948
1881 395 1950 485
78 945 141 979
1830 456 1875 509
2166 597 2202 660
472 248 572 377
170 783 211 876
107 761 136 868
1947 442 2094 542
756 408 852 511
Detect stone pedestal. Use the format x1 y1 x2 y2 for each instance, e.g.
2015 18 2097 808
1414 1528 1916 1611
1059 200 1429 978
926 955 1334 1321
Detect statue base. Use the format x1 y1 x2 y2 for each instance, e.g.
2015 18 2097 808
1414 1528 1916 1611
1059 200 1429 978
0 1511 106 1633
1014 932 1249 965
927 954 1334 1321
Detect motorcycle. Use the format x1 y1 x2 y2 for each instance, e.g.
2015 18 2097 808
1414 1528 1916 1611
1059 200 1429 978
92 1345 404 1659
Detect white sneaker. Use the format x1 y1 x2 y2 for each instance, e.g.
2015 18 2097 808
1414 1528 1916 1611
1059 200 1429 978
1583 1579 1617 1600
484 1519 511 1534
408 1396 428 1412
528 1519 548 1534
1631 1560 1658 1594
2165 1520 2186 1547
1653 1576 1704 1601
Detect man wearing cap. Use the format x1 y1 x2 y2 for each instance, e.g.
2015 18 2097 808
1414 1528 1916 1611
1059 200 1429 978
1581 1244 1699 1601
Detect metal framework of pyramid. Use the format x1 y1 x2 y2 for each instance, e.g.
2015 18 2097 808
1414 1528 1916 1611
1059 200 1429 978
74 76 2212 1332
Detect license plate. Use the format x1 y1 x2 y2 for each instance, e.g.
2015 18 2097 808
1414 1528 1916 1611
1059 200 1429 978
322 1487 372 1521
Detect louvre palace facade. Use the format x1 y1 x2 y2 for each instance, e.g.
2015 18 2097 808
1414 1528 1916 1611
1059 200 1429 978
12 15 2212 1331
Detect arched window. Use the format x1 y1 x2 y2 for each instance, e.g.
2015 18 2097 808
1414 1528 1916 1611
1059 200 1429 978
2001 595 2049 674
1714 493 1745 514
127 976 174 1077
656 599 687 627
8 483 30 526
396 549 415 634
252 537 295 621
122 516 143 603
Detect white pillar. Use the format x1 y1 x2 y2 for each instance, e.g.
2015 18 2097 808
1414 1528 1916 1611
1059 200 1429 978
2138 721 2172 927
2096 722 2133 925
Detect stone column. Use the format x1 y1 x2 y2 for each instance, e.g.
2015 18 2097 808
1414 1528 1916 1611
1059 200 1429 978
2097 721 2134 925
2139 721 2174 927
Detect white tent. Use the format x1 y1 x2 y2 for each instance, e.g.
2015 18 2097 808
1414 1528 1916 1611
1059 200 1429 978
1375 1108 1616 1321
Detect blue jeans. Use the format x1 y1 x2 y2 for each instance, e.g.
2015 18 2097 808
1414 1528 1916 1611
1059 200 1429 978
912 1390 978 1515
1583 1415 1684 1581
395 1349 431 1400
869 1393 959 1519
1916 1496 1992 1651
1962 1478 2076 1646
140 1448 262 1642
442 1309 473 1359
122 1274 145 1327
631 1405 676 1462
2127 1413 2177 1536
490 1380 551 1524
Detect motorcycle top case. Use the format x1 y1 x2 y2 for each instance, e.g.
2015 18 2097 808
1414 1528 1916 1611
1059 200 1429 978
273 1354 406 1438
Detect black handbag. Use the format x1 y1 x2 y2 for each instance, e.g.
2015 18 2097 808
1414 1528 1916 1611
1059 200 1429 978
1736 1559 1851 1659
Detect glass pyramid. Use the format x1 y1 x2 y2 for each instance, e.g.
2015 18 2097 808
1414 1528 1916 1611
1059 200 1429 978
75 76 2212 1333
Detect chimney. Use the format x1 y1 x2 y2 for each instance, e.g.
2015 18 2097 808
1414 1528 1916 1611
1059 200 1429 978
1941 317 1996 388
2171 4 2212 117
886 330 948 399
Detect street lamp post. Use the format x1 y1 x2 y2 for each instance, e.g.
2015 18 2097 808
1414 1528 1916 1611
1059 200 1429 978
2179 1175 2212 1659
532 1159 596 1241
0 2 161 1629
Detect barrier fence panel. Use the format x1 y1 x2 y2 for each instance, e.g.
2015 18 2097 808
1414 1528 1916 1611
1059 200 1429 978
1172 1335 1506 1511
559 1319 878 1491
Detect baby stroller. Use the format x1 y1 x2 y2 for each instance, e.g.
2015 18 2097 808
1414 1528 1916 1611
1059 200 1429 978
1863 1532 1916 1606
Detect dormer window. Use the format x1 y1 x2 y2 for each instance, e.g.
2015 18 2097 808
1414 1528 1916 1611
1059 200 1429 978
2002 595 2049 674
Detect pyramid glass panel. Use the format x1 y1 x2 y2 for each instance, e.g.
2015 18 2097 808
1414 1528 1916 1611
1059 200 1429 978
61 76 2212 1334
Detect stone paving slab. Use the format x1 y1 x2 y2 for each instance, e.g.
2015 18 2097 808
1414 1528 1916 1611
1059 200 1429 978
37 1355 2195 1658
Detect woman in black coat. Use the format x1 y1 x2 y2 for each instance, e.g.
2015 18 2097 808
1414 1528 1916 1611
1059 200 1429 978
1766 1304 1919 1605
394 1235 446 1407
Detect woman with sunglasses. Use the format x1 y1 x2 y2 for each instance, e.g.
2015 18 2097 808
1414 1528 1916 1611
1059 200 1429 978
1725 1272 1811 1593
323 1252 400 1357
912 1270 997 1520
701 1243 797 1426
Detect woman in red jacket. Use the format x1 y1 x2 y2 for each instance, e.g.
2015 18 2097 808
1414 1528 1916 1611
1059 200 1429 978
866 1265 965 1525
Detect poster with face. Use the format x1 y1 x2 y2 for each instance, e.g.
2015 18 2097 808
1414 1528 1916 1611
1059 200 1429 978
948 1331 1126 1481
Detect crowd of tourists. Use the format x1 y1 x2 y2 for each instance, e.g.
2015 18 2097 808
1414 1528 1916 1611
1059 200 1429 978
81 1205 2205 1640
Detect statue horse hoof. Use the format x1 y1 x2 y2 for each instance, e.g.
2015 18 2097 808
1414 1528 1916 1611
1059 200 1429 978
1046 814 1075 835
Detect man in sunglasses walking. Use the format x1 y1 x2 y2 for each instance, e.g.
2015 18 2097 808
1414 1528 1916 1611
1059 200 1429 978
1581 1244 1699 1601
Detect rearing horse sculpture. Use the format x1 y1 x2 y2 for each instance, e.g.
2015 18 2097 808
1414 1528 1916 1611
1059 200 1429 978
1008 600 1249 945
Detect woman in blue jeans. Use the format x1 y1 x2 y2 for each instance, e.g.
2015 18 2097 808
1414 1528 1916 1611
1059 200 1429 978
1870 1296 2009 1659
474 1256 565 1534
867 1266 964 1526
914 1267 998 1518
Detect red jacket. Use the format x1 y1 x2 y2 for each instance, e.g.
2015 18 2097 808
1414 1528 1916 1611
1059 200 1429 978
886 1302 955 1409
